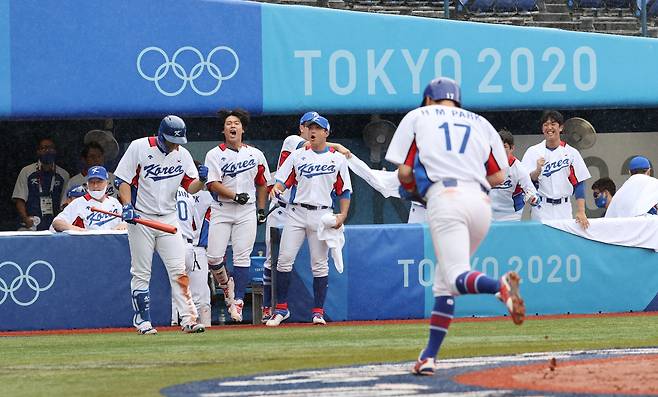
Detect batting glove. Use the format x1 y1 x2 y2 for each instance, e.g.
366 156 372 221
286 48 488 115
257 209 267 225
233 193 249 205
122 203 140 224
198 164 209 182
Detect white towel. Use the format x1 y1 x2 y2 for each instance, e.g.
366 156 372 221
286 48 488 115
347 155 401 198
605 174 658 218
316 213 345 273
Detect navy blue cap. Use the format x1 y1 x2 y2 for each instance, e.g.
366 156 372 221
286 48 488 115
629 156 651 171
86 166 109 181
300 111 320 125
307 115 330 131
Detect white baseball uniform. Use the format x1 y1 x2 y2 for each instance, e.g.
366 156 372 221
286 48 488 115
172 188 213 326
605 174 658 218
264 134 307 272
276 146 352 277
521 140 590 221
65 172 118 201
490 156 537 221
204 143 271 270
51 193 123 230
385 105 508 297
408 201 427 224
114 136 200 330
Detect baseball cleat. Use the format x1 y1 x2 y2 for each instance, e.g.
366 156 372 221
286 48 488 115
312 313 327 325
411 357 436 376
137 327 158 335
181 323 205 333
261 307 272 324
266 309 290 327
228 299 244 322
497 271 525 325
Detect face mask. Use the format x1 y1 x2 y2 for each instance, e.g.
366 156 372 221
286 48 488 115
88 189 105 200
594 195 607 209
39 152 56 165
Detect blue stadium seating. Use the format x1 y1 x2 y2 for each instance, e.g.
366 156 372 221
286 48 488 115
605 0 630 7
516 0 537 11
468 0 496 12
496 0 517 12
578 0 604 7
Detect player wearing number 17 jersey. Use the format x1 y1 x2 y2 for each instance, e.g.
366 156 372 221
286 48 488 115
385 77 525 376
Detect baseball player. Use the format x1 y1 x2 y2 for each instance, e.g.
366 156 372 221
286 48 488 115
266 114 352 327
51 166 125 232
521 111 591 227
606 156 658 218
171 187 214 327
205 109 271 323
114 115 208 335
490 130 538 221
385 77 524 376
591 177 616 215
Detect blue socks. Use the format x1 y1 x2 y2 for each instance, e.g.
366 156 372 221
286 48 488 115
275 270 291 306
263 267 272 308
421 296 455 359
232 266 250 301
313 276 328 310
455 271 500 295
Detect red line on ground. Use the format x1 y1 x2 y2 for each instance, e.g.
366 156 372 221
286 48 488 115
1 311 655 337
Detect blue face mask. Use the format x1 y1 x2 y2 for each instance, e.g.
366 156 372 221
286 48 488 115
594 194 607 209
39 151 56 165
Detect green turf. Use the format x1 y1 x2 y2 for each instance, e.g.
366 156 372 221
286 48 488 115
2 315 657 396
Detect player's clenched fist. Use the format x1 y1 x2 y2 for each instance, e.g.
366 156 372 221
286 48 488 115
233 193 249 205
198 164 208 182
536 157 546 172
121 203 140 224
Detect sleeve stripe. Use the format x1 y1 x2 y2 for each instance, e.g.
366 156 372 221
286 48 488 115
485 149 502 176
278 151 291 167
254 164 267 186
284 170 297 188
568 165 578 187
334 173 344 196
180 174 194 190
403 140 418 167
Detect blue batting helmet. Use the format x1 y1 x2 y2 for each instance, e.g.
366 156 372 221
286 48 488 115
299 111 320 125
422 77 461 107
158 115 187 144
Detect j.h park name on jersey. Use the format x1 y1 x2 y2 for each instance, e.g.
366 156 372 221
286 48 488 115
542 158 571 177
85 209 117 226
221 158 257 177
298 163 336 178
144 164 184 181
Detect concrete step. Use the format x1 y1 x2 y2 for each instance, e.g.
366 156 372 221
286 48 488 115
544 3 571 12
534 11 574 20
593 20 639 29
525 20 582 29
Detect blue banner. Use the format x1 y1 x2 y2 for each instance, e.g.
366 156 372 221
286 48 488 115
2 0 658 119
0 233 171 331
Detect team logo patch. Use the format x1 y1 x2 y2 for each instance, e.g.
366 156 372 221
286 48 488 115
143 164 184 181
161 348 658 397
298 163 336 178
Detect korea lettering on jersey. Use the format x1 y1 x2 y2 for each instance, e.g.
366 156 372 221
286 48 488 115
521 141 590 199
114 137 198 215
490 156 537 213
277 147 352 207
204 143 271 205
271 135 306 205
384 105 508 192
53 193 123 230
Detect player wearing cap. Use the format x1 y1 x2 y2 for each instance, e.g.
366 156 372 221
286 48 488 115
51 166 125 232
606 156 658 218
205 109 272 323
385 77 525 376
521 111 591 228
114 115 208 335
490 130 538 221
266 114 352 327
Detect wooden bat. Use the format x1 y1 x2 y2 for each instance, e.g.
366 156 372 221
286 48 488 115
90 207 178 234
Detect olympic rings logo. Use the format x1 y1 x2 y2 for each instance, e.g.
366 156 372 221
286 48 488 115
0 261 55 306
137 46 240 97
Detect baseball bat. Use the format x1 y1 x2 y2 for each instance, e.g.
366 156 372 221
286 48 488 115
90 207 178 234
265 203 281 218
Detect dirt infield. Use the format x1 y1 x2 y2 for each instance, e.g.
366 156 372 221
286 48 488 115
1 311 654 337
456 354 658 395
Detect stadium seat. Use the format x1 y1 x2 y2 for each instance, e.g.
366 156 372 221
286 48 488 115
496 0 517 12
516 0 537 11
578 0 604 7
605 0 630 7
648 0 658 16
468 0 495 12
